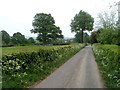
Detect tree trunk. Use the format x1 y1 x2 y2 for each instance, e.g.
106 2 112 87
43 33 47 45
81 29 83 43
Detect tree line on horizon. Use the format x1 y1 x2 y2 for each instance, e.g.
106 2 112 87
0 31 36 46
0 8 119 46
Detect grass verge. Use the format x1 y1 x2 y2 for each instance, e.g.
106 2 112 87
92 44 120 88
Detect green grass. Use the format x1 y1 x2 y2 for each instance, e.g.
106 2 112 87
101 44 119 52
2 45 72 56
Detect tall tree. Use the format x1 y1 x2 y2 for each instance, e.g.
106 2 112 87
1 30 10 45
95 8 118 45
117 1 120 46
97 11 117 30
74 31 82 43
90 30 100 44
74 31 90 43
31 13 63 45
11 32 26 44
96 3 118 30
97 28 118 44
70 10 94 43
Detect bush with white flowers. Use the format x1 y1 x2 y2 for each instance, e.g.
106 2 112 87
93 44 120 88
2 44 85 88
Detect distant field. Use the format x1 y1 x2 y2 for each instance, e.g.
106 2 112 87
2 44 79 56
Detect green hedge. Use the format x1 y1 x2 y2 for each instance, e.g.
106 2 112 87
2 44 84 88
93 45 120 88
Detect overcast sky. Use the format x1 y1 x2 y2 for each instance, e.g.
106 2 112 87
0 0 119 38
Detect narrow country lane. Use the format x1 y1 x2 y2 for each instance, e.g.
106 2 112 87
32 46 104 88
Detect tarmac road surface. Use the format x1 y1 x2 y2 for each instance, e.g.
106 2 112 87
32 45 104 88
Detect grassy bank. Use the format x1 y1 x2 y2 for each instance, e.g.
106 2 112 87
93 44 120 88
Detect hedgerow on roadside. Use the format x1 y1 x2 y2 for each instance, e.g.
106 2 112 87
2 44 85 88
93 44 120 88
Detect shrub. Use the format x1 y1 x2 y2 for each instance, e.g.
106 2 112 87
2 44 84 88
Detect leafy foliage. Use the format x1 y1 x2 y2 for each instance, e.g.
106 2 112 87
74 31 90 43
70 10 94 43
93 44 120 88
97 10 117 30
28 37 35 44
117 28 120 46
11 32 26 45
97 28 118 44
2 44 85 88
94 8 118 45
31 13 63 44
90 31 99 44
1 30 10 45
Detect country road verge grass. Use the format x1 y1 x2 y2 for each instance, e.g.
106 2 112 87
93 44 120 88
2 44 85 88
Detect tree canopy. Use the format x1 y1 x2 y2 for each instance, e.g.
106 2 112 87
97 28 118 44
31 13 63 45
94 9 119 45
1 30 10 45
11 32 26 44
70 10 94 43
97 11 117 30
